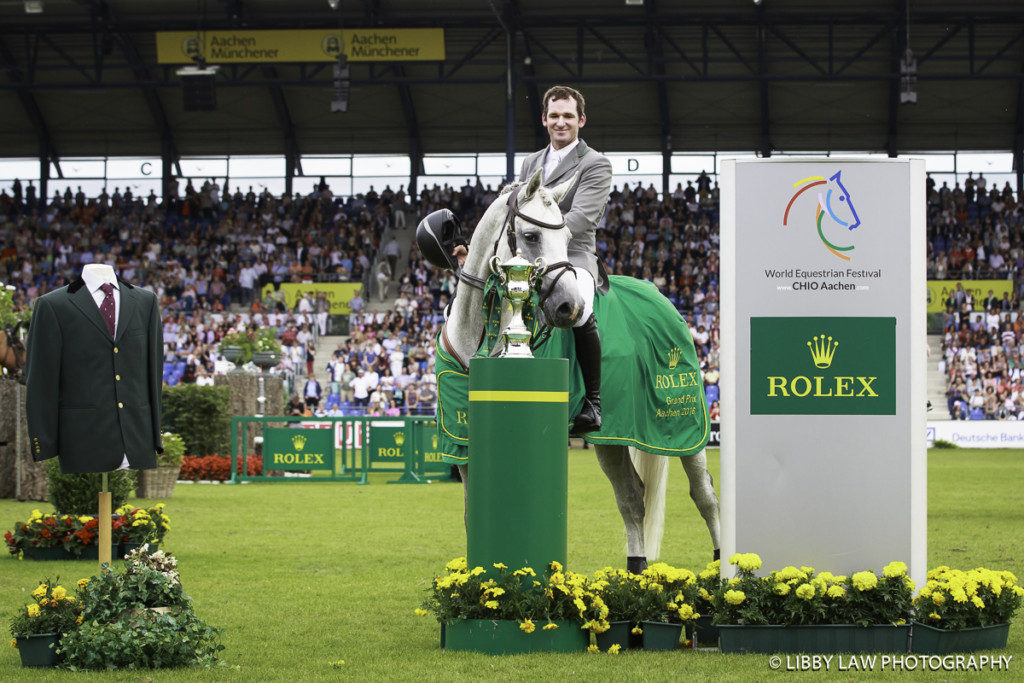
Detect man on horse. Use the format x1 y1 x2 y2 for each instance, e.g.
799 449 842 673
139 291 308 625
418 85 612 435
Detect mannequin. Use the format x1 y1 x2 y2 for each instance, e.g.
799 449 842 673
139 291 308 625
25 264 163 473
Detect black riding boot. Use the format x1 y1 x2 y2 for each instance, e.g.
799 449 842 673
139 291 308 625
570 314 602 435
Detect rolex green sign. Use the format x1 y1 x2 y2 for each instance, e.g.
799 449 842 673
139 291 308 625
263 428 334 470
750 316 896 415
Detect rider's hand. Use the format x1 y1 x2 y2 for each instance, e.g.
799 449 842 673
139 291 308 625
452 245 468 267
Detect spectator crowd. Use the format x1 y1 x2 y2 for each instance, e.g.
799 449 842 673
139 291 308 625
2 169 1022 423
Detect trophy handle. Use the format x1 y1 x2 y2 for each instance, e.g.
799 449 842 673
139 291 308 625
489 255 506 282
532 257 548 282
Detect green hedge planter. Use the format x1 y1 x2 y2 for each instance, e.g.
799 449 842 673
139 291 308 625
641 621 683 651
15 633 61 667
719 624 910 654
594 621 642 651
75 542 121 561
20 545 69 561
443 619 587 654
687 614 719 647
910 622 1009 654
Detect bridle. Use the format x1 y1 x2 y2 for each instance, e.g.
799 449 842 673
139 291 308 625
459 185 576 313
0 324 26 375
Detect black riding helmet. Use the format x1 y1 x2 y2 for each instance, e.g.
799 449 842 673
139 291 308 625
415 208 465 271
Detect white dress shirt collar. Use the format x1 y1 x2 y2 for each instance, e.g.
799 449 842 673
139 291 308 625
544 138 580 182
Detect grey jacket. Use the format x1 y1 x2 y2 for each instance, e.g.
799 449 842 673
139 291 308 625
518 138 613 281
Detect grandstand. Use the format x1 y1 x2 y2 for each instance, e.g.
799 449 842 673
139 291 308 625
2 0 1023 422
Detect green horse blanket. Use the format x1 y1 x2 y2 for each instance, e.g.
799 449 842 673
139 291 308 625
437 275 710 463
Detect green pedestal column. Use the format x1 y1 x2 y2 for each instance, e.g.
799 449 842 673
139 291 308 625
467 357 569 574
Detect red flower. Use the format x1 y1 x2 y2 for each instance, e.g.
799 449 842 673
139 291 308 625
84 519 98 531
40 529 51 538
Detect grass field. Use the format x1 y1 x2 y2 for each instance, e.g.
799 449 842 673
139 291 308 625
1 448 1022 681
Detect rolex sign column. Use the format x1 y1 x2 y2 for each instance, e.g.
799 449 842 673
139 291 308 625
720 159 926 591
466 253 570 575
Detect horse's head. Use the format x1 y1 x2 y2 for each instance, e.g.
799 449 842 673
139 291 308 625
499 169 584 328
1 321 27 379
823 171 861 232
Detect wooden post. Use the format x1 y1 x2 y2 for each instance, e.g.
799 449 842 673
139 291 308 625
98 472 112 569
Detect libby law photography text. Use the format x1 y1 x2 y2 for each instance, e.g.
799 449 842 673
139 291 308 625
771 653 1014 673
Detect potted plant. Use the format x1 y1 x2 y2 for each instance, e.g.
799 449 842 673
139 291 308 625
114 506 159 557
589 567 644 651
421 558 595 655
136 432 185 499
911 566 1023 653
218 331 251 370
5 511 116 560
251 327 282 370
58 547 223 669
689 559 721 646
714 554 914 654
633 562 700 651
9 578 83 667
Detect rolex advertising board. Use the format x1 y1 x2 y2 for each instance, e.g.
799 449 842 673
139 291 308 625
720 160 926 591
263 428 334 471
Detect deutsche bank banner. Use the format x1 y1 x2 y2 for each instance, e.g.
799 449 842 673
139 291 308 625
720 159 926 590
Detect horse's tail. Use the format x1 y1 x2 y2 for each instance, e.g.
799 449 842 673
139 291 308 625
630 448 669 561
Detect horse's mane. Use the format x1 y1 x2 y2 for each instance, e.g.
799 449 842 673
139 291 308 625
498 179 554 207
497 180 522 197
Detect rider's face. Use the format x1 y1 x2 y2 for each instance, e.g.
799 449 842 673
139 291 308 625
543 97 585 150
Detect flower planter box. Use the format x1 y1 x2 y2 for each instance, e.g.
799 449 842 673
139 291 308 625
719 624 910 654
15 633 61 667
641 621 683 651
21 545 70 561
76 541 121 562
594 621 642 651
686 614 719 647
910 621 1009 654
443 619 587 655
136 465 180 499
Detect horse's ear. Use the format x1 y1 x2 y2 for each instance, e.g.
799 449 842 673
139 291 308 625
524 168 543 200
550 172 578 204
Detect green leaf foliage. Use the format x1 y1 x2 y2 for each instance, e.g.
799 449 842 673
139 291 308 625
45 461 135 515
162 385 230 457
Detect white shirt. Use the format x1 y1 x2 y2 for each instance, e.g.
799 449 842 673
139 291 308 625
544 139 580 182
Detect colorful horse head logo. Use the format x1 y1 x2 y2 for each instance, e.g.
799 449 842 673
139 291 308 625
783 171 862 261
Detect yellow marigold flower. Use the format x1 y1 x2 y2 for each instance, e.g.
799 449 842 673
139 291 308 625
10 638 16 648
470 567 486 576
513 568 536 577
587 644 599 653
30 585 47 599
971 596 985 609
484 600 499 610
737 553 762 571
699 588 712 601
75 615 83 624
951 589 968 604
728 553 743 566
594 620 610 634
77 578 90 589
677 604 695 620
795 583 815 600
724 590 746 605
852 571 878 592
488 587 506 597
728 577 741 586
542 623 558 631
549 561 563 573
699 568 717 580
883 561 908 578
574 598 587 614
1012 586 1024 597
631 626 643 635
932 592 946 606
519 619 535 634
774 583 791 596
929 612 941 620
52 586 66 601
904 578 916 593
493 562 507 570
413 608 428 617
800 566 815 576
26 604 40 618
827 585 846 599
608 643 622 654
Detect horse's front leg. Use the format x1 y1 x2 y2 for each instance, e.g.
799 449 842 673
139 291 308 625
457 464 469 532
680 449 721 561
594 444 647 573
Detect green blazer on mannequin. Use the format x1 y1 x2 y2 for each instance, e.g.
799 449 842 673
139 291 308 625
25 276 163 473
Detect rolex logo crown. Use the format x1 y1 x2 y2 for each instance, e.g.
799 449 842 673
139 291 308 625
807 334 839 369
431 434 438 449
667 346 682 370
291 434 307 450
394 432 405 446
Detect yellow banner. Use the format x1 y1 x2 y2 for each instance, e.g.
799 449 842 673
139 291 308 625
926 280 1014 314
156 29 445 64
262 283 363 315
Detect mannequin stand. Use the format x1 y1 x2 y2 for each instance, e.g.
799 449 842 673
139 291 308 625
99 472 112 569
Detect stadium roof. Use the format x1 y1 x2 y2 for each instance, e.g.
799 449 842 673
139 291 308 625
1 0 1022 167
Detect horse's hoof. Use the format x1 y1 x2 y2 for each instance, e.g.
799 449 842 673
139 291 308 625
627 556 647 574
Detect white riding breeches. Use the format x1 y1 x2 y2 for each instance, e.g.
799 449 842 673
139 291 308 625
574 268 595 326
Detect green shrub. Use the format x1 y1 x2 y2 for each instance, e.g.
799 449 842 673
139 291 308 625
162 385 230 457
932 439 959 449
45 461 135 515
